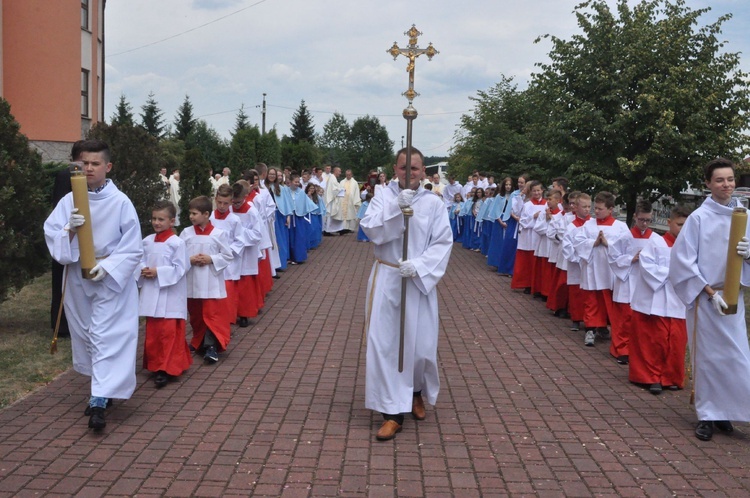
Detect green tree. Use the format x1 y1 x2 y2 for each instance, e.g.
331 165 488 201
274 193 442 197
348 115 394 178
228 127 260 174
173 95 196 141
289 100 316 144
451 77 545 182
87 122 166 234
319 112 351 167
257 127 281 166
178 148 214 227
281 138 321 171
140 91 166 140
531 0 750 222
185 120 229 176
232 104 251 136
111 94 135 126
0 98 50 302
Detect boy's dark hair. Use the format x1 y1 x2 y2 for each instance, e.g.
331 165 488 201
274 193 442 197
526 180 542 192
635 199 653 214
233 181 248 200
216 184 233 198
549 189 562 199
242 169 259 184
670 205 692 219
255 163 268 176
70 140 86 161
704 157 735 181
568 190 581 202
594 191 616 208
152 200 176 219
424 183 433 191
188 196 212 215
78 139 111 163
552 176 569 191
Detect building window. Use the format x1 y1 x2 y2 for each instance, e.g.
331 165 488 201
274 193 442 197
81 69 90 117
81 0 89 30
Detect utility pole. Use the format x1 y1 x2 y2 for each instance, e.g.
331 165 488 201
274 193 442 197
262 93 267 135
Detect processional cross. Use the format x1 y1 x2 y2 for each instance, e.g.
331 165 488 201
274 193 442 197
387 25 438 373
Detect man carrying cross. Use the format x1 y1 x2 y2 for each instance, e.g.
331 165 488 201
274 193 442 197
360 147 452 441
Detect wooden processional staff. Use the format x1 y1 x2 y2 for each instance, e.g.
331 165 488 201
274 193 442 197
387 25 438 372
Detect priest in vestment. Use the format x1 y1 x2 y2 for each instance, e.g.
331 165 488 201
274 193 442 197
360 147 452 441
669 157 750 442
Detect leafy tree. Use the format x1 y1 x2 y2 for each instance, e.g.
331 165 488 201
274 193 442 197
531 0 750 222
289 100 316 144
281 138 321 172
228 127 260 174
451 77 544 182
0 98 50 302
87 122 166 234
232 104 251 136
178 148 214 227
185 120 229 176
159 139 185 177
173 95 196 141
140 91 166 140
257 127 282 166
348 115 394 179
111 94 135 126
319 112 351 167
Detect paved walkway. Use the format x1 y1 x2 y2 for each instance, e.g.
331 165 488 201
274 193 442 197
1 235 749 497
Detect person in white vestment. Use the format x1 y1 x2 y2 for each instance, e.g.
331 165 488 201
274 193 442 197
360 146 453 441
669 157 750 442
44 140 143 431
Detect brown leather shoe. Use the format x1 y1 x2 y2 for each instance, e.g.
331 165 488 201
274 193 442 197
376 420 402 441
412 394 426 420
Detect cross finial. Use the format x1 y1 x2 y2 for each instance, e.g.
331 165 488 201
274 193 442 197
386 25 439 104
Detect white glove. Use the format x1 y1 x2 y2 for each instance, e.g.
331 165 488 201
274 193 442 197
68 208 85 232
398 258 417 278
397 189 416 209
90 264 107 282
709 291 728 316
737 236 750 259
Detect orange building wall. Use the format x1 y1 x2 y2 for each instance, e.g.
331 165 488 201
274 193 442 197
3 0 81 142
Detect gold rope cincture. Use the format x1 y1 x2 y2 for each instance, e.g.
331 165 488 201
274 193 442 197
362 259 400 346
50 265 70 355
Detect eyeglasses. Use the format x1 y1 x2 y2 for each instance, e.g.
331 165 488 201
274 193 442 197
636 217 652 223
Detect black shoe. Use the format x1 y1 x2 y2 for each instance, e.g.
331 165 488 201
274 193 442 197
88 407 106 430
272 274 281 279
154 371 168 388
238 317 249 328
523 288 531 295
84 398 112 416
204 346 219 364
616 355 629 365
695 421 713 441
597 328 611 340
714 420 734 433
649 383 662 395
667 385 681 391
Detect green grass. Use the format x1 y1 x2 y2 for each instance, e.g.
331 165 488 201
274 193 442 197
0 272 72 408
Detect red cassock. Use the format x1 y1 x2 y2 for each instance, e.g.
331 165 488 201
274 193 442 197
629 312 687 388
188 298 231 352
511 249 534 289
225 280 238 324
143 318 192 375
237 275 260 318
567 284 585 322
583 288 613 329
609 301 632 358
258 249 274 295
546 267 569 312
530 255 547 295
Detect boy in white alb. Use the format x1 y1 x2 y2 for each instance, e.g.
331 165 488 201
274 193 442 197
138 200 192 388
231 181 264 318
180 196 234 364
44 140 142 431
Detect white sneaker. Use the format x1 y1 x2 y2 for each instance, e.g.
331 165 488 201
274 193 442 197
584 330 595 347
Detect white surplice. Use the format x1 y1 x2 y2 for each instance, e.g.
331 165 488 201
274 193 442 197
631 235 685 319
44 181 143 400
138 233 189 319
573 218 629 291
608 229 659 304
360 183 453 415
210 212 246 281
669 196 750 422
179 226 233 299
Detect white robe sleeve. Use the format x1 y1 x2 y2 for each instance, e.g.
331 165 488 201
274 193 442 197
608 233 634 282
573 223 596 263
156 239 189 288
410 201 453 296
209 230 234 272
638 238 669 293
360 186 404 245
669 214 707 306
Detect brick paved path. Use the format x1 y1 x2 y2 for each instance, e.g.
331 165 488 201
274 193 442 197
1 235 749 497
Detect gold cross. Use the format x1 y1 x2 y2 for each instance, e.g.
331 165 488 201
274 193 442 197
387 25 439 103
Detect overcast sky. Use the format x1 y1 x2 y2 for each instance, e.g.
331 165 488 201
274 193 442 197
104 0 750 158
